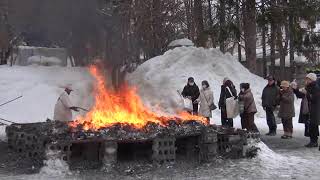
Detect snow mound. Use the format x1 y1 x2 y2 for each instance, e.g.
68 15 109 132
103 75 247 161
27 56 64 66
168 38 194 47
127 47 267 120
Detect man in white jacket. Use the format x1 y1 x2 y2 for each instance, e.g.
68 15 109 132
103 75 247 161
53 85 79 122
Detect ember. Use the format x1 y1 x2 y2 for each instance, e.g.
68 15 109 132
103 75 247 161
70 66 207 131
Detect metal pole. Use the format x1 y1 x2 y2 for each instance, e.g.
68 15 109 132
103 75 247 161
0 95 23 107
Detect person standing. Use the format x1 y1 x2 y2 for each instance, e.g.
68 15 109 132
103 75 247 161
262 75 280 136
181 77 200 115
298 73 320 147
218 78 237 127
238 83 259 132
278 81 295 139
195 81 215 124
291 78 318 147
54 85 79 122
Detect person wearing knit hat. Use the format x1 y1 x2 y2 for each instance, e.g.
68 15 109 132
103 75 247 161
278 81 295 139
305 73 318 82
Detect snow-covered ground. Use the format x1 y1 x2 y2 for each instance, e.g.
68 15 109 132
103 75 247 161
0 46 319 179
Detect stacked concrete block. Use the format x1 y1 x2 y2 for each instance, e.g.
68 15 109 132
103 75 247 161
152 137 176 164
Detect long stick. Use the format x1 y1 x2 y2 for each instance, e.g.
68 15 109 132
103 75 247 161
0 95 23 107
0 117 16 124
77 107 89 112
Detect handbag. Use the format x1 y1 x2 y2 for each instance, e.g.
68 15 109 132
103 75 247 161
203 91 217 111
225 87 240 118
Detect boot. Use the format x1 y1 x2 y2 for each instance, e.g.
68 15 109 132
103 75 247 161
305 142 318 148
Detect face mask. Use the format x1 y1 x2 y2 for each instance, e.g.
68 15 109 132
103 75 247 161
241 88 245 92
202 85 207 89
189 82 194 86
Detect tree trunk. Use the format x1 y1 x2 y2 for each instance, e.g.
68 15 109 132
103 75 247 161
207 0 216 48
270 0 276 77
219 0 226 53
242 0 257 73
276 25 286 80
261 0 267 77
194 0 206 47
236 0 241 62
289 2 295 80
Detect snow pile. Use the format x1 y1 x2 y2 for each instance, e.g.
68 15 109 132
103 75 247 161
275 54 308 67
27 56 64 66
0 65 93 131
168 38 194 47
128 46 267 122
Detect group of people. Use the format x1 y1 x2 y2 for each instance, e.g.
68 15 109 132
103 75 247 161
181 77 258 132
181 73 320 148
262 73 320 147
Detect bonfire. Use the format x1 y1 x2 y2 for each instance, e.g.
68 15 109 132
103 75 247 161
70 66 207 131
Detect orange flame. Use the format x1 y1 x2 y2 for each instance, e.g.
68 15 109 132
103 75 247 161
70 65 208 130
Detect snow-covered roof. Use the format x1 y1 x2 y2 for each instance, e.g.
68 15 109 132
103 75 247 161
168 38 194 47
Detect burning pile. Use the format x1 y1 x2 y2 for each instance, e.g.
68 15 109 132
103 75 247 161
70 66 207 131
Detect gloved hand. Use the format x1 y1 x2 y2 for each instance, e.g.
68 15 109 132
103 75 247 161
290 81 298 89
70 107 80 112
299 88 307 94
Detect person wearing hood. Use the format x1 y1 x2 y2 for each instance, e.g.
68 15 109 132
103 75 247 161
262 75 280 136
181 77 200 114
218 78 237 127
195 81 215 124
53 84 79 122
292 73 320 147
278 81 295 139
238 83 259 132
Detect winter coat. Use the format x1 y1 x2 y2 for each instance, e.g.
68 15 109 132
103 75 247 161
278 88 295 119
262 83 280 109
181 84 200 102
293 88 309 124
54 91 73 122
306 82 320 125
218 82 237 119
239 89 257 114
197 88 214 118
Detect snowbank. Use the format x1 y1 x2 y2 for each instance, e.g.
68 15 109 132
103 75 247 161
168 38 194 47
127 46 267 122
275 54 308 67
0 65 93 130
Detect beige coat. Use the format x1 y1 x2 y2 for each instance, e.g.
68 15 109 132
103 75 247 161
197 88 214 118
53 91 73 121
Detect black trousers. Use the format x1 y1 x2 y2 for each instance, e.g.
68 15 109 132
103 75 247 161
241 113 259 132
304 118 319 143
193 103 199 115
221 107 233 127
266 107 277 132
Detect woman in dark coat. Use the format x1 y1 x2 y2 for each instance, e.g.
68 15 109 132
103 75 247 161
181 77 200 115
238 83 259 132
218 78 237 127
